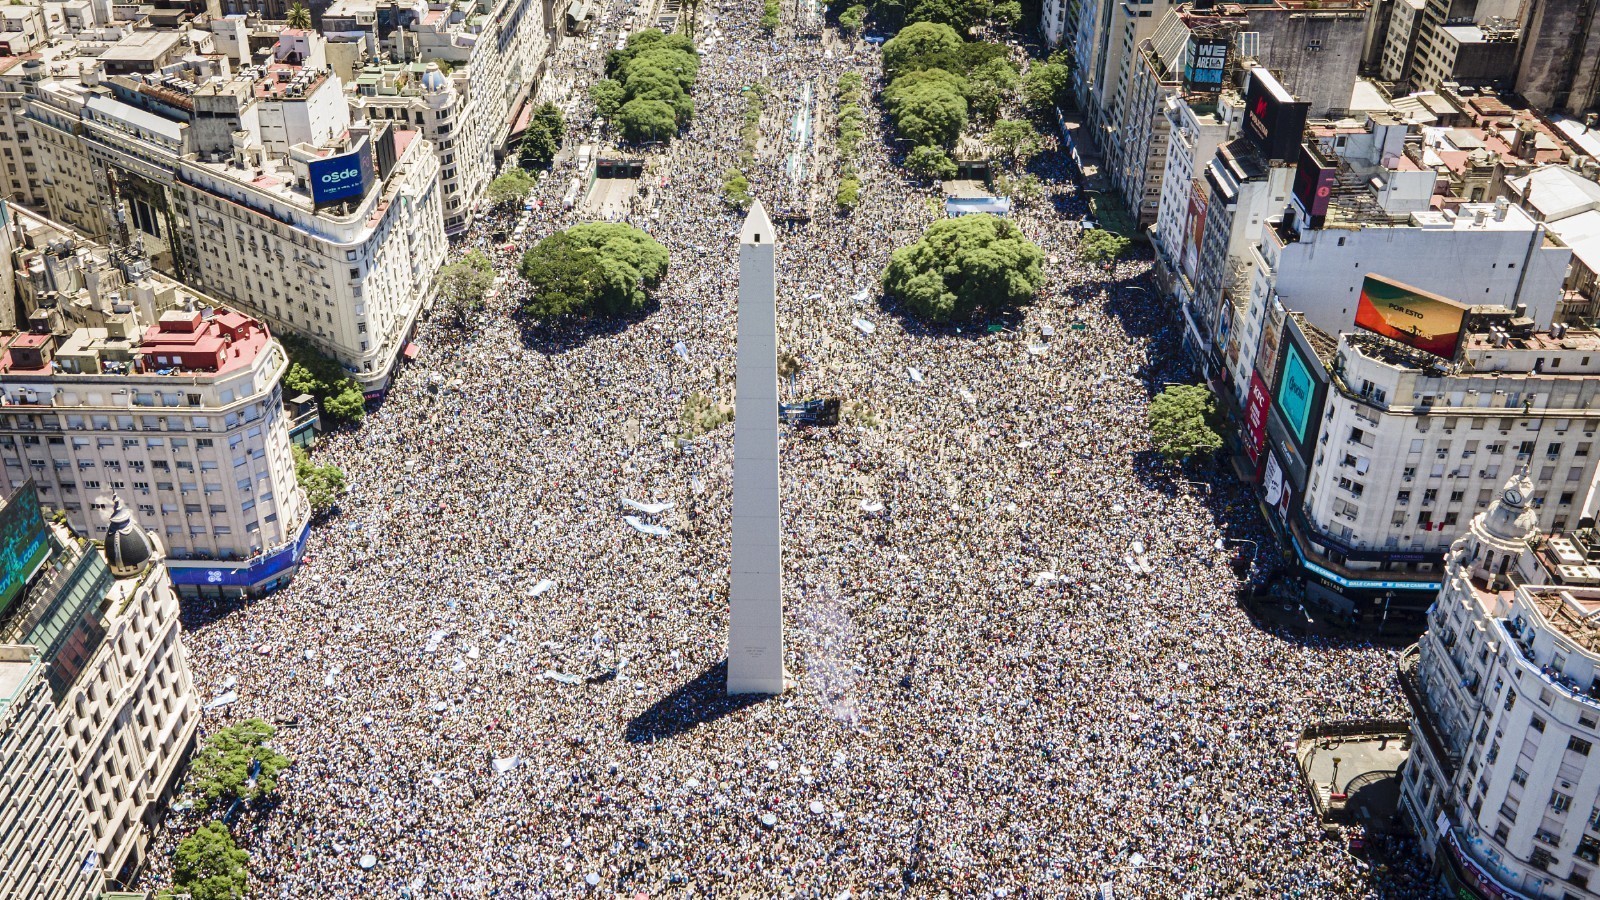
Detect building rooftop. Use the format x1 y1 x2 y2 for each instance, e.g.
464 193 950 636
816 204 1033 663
97 28 182 64
1527 587 1600 655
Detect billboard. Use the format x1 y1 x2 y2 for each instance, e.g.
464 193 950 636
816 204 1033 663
1354 274 1469 359
1275 339 1317 446
1182 181 1208 279
1292 144 1337 229
1244 372 1271 465
308 138 375 209
1263 449 1294 523
1185 38 1229 90
1243 68 1309 162
1253 298 1286 384
0 481 50 615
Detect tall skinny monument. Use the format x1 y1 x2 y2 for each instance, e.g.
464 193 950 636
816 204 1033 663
727 199 786 695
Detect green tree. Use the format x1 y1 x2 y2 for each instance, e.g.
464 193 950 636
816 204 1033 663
173 822 250 900
907 0 990 33
1149 384 1224 464
285 1 311 28
723 170 752 208
884 68 969 147
1022 61 1073 113
995 171 1043 206
966 57 1019 119
989 117 1040 168
882 21 963 77
591 78 626 119
484 168 536 207
189 719 292 810
906 144 957 181
436 250 494 325
760 0 780 31
532 100 565 138
838 3 867 34
518 223 670 319
881 213 1044 322
990 0 1021 27
836 173 861 208
616 98 679 143
1077 228 1130 266
518 121 558 169
280 335 365 426
294 444 347 516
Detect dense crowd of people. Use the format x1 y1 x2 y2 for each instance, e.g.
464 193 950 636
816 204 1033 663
139 0 1443 896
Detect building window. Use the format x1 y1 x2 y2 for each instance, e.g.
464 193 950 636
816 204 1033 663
1553 791 1574 814
1571 737 1592 756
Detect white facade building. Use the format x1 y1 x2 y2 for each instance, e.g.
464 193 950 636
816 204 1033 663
0 484 198 891
19 30 448 389
0 204 312 595
0 648 101 900
1242 199 1572 401
1402 474 1600 897
1308 328 1600 567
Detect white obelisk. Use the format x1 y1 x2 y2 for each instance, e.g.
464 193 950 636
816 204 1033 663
727 199 785 695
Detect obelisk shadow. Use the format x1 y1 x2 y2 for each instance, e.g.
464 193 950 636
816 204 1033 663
624 661 769 744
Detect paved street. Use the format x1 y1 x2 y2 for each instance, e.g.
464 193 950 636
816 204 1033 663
139 1 1436 897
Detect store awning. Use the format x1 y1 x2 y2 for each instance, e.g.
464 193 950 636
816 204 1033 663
403 343 420 360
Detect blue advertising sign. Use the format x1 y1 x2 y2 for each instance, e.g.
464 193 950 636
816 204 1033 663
1275 341 1315 444
0 481 50 614
308 141 373 209
167 519 311 588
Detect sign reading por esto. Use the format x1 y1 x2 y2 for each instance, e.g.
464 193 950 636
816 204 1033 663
308 138 375 209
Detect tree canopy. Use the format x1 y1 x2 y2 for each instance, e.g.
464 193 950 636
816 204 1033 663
881 213 1044 322
591 78 625 119
906 0 991 33
603 31 698 143
294 445 346 518
189 718 293 810
1149 384 1224 463
437 249 494 325
484 168 536 207
518 102 564 169
280 335 364 426
518 223 670 319
884 68 969 147
1077 228 1130 266
838 3 867 33
989 118 1041 168
882 22 964 77
1022 60 1073 113
966 57 1019 119
906 144 957 181
174 822 250 900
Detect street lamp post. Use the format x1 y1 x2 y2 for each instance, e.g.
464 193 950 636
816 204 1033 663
1331 756 1342 794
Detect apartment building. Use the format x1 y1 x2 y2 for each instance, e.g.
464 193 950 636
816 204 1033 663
0 481 197 890
18 28 447 389
0 202 311 597
1402 473 1600 897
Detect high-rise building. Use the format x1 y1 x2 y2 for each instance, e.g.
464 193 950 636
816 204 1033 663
20 27 447 389
1401 473 1600 896
0 481 198 891
0 203 311 598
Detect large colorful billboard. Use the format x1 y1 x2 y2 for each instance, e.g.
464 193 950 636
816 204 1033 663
1354 274 1469 359
1243 68 1309 163
1182 180 1208 279
0 481 50 615
1184 38 1229 89
1276 340 1317 445
1244 372 1271 465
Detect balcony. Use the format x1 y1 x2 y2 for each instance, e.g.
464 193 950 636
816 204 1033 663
1399 645 1459 781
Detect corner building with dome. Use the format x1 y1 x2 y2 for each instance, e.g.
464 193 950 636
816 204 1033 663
1403 473 1600 897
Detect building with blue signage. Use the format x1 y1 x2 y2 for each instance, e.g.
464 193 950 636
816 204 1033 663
0 203 313 599
17 28 448 391
1279 314 1600 628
